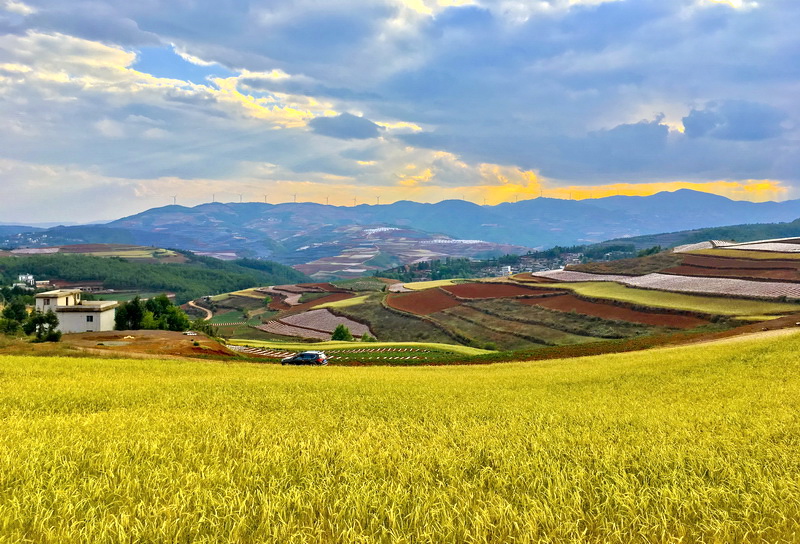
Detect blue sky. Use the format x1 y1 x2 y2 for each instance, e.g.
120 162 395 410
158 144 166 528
0 0 798 222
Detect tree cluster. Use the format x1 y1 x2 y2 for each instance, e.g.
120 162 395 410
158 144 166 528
0 298 61 342
114 294 191 332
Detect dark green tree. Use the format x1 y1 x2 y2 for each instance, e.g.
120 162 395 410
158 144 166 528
2 298 27 322
331 324 353 341
23 309 61 342
115 296 146 330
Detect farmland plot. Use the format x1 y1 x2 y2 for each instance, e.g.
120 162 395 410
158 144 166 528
441 282 560 299
439 305 601 346
471 298 675 336
623 273 800 300
535 270 800 301
279 309 372 337
430 311 537 350
255 321 331 340
386 289 461 315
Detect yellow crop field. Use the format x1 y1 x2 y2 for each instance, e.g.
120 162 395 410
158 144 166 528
313 294 370 309
540 281 800 316
403 278 464 290
2 333 800 542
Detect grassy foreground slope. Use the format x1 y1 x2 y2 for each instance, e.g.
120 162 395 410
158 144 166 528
2 334 800 542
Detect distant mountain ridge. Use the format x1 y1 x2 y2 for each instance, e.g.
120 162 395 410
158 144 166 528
4 190 800 265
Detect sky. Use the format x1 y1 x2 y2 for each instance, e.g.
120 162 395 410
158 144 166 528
0 0 798 223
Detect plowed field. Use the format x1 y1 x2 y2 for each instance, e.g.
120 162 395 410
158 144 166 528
442 283 562 299
663 255 800 282
524 294 709 328
386 290 461 315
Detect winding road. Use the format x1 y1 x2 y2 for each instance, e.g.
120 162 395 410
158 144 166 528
187 300 213 320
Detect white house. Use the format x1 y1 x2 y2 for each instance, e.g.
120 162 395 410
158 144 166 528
34 289 118 334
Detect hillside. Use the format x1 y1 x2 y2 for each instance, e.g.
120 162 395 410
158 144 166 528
0 252 308 303
592 217 800 251
2 331 799 541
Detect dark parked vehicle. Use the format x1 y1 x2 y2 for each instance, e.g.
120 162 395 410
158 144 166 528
281 351 328 366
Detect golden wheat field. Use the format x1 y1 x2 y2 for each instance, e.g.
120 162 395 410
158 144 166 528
1 332 800 543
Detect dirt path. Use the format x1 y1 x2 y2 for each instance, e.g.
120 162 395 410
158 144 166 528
188 300 213 320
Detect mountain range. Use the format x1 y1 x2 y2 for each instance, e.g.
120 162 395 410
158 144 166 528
3 190 800 270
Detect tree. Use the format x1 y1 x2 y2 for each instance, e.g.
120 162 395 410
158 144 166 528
1 298 27 322
360 332 376 342
23 309 61 342
331 324 353 341
115 296 146 330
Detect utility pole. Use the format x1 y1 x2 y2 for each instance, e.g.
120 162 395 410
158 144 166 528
212 193 215 203
293 194 297 203
376 196 380 205
515 194 519 203
263 194 268 203
325 196 329 205
238 193 243 203
171 195 177 206
353 196 357 206
483 197 487 206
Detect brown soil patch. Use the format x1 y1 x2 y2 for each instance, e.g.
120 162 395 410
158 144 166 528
662 265 800 282
61 329 235 358
523 294 708 328
283 292 355 313
386 290 462 315
442 282 562 299
669 254 800 281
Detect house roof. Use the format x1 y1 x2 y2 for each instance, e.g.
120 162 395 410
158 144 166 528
35 289 82 298
56 301 118 312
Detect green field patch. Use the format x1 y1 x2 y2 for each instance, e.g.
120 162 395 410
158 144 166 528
228 338 491 356
2 333 800 541
91 291 163 301
434 305 601 350
541 281 800 316
331 277 389 291
469 298 664 338
209 310 249 324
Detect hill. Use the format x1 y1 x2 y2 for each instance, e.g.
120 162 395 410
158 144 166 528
592 217 800 251
2 331 798 541
0 252 308 303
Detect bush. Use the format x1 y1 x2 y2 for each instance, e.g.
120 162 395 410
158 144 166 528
331 324 353 341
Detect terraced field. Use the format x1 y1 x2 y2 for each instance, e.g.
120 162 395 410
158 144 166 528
435 305 600 349
521 294 708 329
543 281 800 316
535 270 800 301
471 298 674 336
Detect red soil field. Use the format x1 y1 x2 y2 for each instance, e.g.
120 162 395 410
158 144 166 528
442 282 563 299
523 294 709 328
669 254 800 281
511 273 559 283
386 290 461 315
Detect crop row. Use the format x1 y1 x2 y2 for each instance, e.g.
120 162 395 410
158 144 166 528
256 321 331 340
280 309 372 336
535 270 800 300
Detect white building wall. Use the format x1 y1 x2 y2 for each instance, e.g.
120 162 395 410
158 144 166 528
56 309 115 334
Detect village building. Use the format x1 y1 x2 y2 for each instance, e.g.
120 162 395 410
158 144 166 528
34 289 118 334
